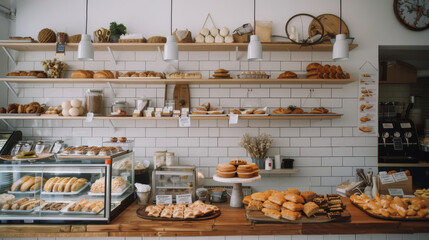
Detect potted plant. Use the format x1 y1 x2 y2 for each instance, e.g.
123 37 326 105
239 133 273 168
109 21 127 43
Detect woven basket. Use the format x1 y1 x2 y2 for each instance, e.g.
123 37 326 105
147 36 167 43
68 34 82 43
38 28 56 43
118 38 147 43
233 32 252 43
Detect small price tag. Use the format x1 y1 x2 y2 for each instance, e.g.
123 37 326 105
156 195 173 205
179 116 191 127
85 112 94 122
392 172 409 182
379 174 395 184
176 193 193 205
388 188 404 197
229 114 239 125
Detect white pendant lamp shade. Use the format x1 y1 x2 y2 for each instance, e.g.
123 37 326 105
77 34 94 61
332 34 349 61
247 35 262 61
163 35 178 62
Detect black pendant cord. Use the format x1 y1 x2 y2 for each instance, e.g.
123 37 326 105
253 0 256 34
339 0 342 34
85 0 88 35
170 0 173 35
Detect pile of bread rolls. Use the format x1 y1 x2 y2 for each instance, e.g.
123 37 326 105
306 63 350 79
195 27 234 43
61 99 85 117
10 176 47 192
7 71 47 78
0 102 44 114
2 198 44 211
71 70 117 79
43 177 88 193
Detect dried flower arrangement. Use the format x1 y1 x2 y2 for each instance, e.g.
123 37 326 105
239 133 273 159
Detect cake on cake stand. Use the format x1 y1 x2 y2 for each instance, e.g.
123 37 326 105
212 175 261 208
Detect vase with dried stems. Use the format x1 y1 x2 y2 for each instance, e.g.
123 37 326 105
239 133 273 168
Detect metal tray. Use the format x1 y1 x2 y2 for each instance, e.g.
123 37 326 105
88 183 131 196
8 189 40 195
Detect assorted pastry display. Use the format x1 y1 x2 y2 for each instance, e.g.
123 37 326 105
0 102 44 114
212 69 231 79
60 146 124 156
244 189 345 221
216 159 259 178
360 104 373 111
229 108 267 115
6 71 47 78
306 63 350 79
2 198 44 211
144 201 219 219
240 71 269 79
90 176 128 193
67 199 104 213
10 176 46 192
191 102 224 115
271 106 304 114
350 193 429 219
43 177 88 193
278 71 298 79
71 70 119 79
120 71 166 78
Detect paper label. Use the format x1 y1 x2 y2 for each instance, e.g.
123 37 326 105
156 195 173 205
85 112 94 122
179 116 191 127
379 174 395 184
400 123 411 129
176 193 193 205
388 188 404 197
392 172 408 182
229 114 239 125
55 43 66 57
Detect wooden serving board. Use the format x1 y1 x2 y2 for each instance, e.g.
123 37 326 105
0 153 54 161
245 207 351 223
136 207 221 221
173 84 190 111
351 201 429 221
309 14 350 40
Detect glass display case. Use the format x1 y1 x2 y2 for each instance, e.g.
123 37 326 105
0 152 135 223
152 166 196 203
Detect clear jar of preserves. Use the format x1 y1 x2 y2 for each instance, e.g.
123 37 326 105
111 100 128 115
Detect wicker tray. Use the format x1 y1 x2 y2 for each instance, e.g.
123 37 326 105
118 38 146 43
136 207 221 221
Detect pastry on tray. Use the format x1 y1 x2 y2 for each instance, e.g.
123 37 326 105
2 197 44 211
311 107 329 114
43 177 88 192
240 71 269 79
67 199 104 213
212 69 230 79
7 71 47 78
244 188 345 221
144 201 219 219
278 71 297 79
305 62 350 79
10 176 46 192
71 70 94 78
191 102 224 115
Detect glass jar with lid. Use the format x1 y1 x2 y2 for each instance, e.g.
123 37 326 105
111 100 128 115
84 89 103 115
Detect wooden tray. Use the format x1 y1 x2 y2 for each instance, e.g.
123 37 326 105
56 150 129 159
309 14 350 40
136 207 221 221
351 201 429 221
0 153 54 161
245 207 351 223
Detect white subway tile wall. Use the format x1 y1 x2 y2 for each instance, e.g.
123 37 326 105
6 50 375 192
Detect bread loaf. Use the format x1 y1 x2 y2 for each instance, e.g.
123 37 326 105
11 176 32 192
64 177 78 192
71 178 88 192
20 177 36 192
71 70 93 79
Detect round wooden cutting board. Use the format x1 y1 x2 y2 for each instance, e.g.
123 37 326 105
309 14 350 40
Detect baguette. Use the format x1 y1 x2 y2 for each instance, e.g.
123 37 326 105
19 199 38 210
44 177 60 192
29 177 46 191
64 177 78 192
2 203 11 210
20 177 36 192
11 176 32 192
71 178 88 192
57 177 71 192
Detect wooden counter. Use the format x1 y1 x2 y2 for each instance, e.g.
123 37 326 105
0 198 428 238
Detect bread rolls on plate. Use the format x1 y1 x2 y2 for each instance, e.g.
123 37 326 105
10 176 32 192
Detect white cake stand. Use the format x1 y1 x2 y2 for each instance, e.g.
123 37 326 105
213 175 261 208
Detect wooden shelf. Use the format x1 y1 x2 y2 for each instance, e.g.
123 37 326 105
1 77 357 85
378 162 429 168
0 115 342 121
0 42 358 52
259 169 299 175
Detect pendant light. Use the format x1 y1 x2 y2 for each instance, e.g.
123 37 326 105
163 0 178 62
332 0 349 60
78 0 94 60
247 0 262 61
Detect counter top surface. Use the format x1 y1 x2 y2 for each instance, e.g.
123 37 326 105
0 198 428 238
